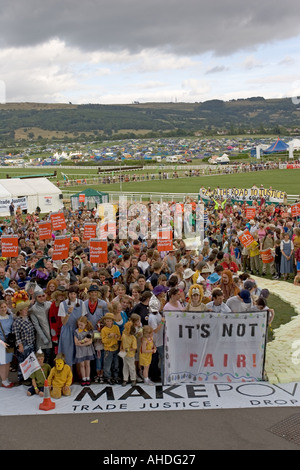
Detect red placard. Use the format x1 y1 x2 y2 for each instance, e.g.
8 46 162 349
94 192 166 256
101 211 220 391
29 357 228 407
83 223 97 240
245 206 256 220
238 229 255 248
79 194 85 202
1 235 19 257
52 236 70 260
50 212 67 231
90 239 108 263
38 221 52 240
157 229 173 252
260 248 274 264
291 203 300 218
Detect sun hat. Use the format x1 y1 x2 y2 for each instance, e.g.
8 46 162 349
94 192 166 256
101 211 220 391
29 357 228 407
207 273 221 285
103 312 115 321
183 268 195 280
113 271 121 279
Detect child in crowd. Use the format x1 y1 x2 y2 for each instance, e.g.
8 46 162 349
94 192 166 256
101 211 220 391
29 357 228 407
93 317 105 383
139 325 156 386
74 316 95 386
120 321 137 386
101 312 121 385
27 349 51 397
130 313 144 383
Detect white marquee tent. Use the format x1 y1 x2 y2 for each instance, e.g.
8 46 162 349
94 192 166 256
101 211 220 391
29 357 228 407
0 177 63 216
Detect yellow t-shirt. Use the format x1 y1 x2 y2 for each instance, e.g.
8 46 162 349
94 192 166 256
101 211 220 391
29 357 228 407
249 241 260 257
101 325 121 351
121 333 137 358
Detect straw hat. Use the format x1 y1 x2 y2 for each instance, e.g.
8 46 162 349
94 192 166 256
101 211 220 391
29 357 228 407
103 312 115 321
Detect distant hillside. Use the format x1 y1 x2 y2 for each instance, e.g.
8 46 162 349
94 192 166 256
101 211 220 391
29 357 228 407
0 97 299 143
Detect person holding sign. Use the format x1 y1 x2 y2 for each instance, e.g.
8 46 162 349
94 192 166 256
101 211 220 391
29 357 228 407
26 349 51 397
260 231 276 278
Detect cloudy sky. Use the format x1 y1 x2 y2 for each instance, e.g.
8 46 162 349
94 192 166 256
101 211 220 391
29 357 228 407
0 0 300 104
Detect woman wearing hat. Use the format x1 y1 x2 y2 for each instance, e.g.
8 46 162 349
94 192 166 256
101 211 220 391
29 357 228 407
84 285 108 329
57 286 87 367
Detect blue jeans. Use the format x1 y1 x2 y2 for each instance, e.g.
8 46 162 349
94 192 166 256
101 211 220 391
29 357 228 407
95 350 104 372
103 350 119 379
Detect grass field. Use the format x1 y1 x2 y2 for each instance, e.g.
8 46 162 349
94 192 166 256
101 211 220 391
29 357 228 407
59 169 300 196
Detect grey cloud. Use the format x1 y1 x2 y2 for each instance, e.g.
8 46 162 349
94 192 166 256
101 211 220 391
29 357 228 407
1 0 300 57
205 65 229 74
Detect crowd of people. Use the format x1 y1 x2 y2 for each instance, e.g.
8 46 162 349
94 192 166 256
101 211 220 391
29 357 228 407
0 189 299 395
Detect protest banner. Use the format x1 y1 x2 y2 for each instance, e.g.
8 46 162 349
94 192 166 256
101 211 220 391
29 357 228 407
38 221 52 240
245 206 256 219
157 229 173 252
90 239 108 263
291 203 300 218
238 229 255 248
78 194 85 203
0 196 27 214
199 187 285 204
1 235 19 257
164 311 268 384
260 249 274 264
83 223 97 240
20 352 41 380
50 212 67 231
52 236 70 260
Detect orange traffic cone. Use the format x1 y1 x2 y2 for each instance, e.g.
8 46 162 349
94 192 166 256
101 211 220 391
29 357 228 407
39 379 55 411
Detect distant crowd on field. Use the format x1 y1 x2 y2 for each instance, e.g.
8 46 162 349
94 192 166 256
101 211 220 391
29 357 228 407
0 187 299 395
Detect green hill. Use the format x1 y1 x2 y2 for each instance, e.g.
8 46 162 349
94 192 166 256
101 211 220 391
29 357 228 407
0 97 299 143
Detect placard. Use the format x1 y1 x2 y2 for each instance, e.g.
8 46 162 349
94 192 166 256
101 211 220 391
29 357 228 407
1 235 19 257
50 212 67 231
291 203 300 218
238 229 255 248
245 206 256 220
38 221 52 240
90 239 108 264
260 248 274 264
52 236 70 260
79 194 85 203
83 223 97 240
157 229 173 252
19 352 41 380
164 311 268 384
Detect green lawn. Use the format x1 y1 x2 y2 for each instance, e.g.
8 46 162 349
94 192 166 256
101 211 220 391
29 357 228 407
61 169 300 196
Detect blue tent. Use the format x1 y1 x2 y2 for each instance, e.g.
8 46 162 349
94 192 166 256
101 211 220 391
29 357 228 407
264 138 288 154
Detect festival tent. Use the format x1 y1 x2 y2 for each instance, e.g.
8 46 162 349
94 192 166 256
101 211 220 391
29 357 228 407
19 177 63 214
70 188 109 210
0 177 63 216
288 138 300 150
263 138 288 154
